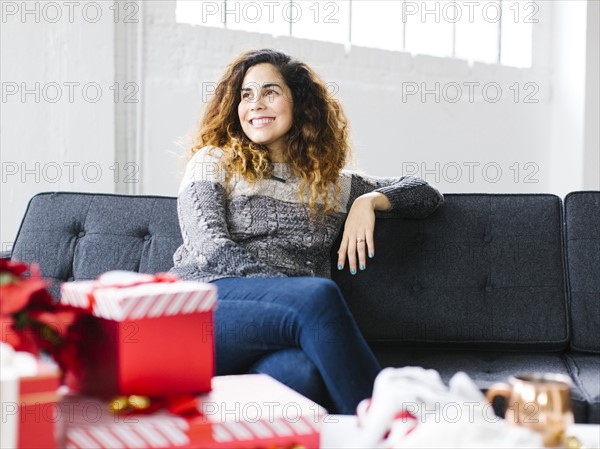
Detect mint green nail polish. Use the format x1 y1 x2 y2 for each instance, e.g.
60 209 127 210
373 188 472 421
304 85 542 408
369 252 374 258
350 268 356 275
360 264 365 270
338 264 343 270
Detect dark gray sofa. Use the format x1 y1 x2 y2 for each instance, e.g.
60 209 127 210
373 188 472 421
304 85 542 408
9 191 600 423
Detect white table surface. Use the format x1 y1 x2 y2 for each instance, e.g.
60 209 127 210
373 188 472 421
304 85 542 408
320 415 600 448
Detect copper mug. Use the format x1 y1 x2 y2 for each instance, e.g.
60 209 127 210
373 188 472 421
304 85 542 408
486 373 574 447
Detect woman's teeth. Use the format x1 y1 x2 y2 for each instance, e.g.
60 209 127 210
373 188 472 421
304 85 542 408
252 118 274 126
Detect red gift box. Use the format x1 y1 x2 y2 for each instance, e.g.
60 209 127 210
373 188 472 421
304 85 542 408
0 353 60 449
18 365 60 449
59 374 326 449
59 272 217 398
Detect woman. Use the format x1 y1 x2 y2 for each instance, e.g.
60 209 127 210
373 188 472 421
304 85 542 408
170 48 444 414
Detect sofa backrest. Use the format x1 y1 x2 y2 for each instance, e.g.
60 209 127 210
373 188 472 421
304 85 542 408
13 192 570 351
12 192 182 300
330 194 569 351
564 191 600 354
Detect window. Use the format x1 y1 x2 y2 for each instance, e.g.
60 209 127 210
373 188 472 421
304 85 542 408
455 1 500 64
176 0 534 68
351 1 404 52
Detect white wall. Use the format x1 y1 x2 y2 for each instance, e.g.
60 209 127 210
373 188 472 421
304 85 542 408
583 0 600 189
1 2 116 251
1 0 598 250
547 1 588 196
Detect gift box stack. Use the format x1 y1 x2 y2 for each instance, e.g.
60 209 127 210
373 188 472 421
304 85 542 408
1 258 65 449
56 271 324 449
60 374 325 449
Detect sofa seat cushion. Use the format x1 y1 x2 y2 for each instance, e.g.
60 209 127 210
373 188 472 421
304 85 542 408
372 346 589 423
565 353 600 424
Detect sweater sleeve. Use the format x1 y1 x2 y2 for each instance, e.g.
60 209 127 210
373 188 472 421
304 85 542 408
174 147 286 278
344 171 444 219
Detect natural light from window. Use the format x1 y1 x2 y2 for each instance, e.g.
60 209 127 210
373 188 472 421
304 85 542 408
176 0 533 68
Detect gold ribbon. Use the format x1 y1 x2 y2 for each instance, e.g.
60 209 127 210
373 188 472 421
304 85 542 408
108 395 150 413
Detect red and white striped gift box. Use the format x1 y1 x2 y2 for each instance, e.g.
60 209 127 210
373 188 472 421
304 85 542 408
60 272 217 398
60 375 325 449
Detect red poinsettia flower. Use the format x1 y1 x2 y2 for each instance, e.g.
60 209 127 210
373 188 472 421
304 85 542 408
0 258 29 277
0 258 84 371
1 259 52 353
0 275 50 315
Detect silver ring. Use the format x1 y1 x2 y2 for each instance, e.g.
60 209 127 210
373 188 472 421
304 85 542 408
357 238 364 243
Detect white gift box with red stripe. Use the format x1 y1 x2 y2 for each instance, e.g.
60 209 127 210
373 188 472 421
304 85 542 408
59 271 216 398
60 374 325 449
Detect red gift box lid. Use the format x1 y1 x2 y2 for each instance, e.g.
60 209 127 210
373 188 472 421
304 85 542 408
60 272 216 321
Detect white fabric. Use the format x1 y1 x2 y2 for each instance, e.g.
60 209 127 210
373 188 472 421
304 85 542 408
354 367 544 448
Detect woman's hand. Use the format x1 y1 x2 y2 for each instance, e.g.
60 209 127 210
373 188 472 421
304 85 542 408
337 192 391 275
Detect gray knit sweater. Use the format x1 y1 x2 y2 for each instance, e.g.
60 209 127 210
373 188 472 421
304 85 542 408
170 146 444 283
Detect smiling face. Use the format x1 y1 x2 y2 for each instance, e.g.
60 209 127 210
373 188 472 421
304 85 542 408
238 63 294 161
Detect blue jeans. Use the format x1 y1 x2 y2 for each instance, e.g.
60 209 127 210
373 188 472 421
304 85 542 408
211 276 381 415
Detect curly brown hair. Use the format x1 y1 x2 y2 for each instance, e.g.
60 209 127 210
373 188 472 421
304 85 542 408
190 48 352 222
